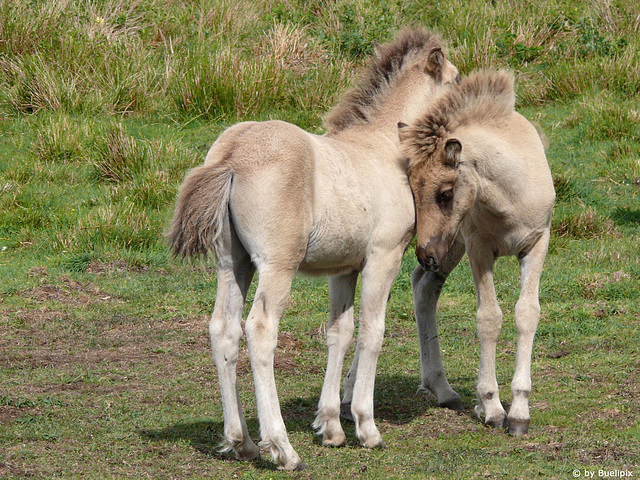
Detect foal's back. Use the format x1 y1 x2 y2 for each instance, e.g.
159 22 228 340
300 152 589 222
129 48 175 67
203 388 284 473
207 119 414 276
457 110 555 246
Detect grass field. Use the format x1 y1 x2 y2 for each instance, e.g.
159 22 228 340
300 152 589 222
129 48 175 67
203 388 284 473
1 0 639 478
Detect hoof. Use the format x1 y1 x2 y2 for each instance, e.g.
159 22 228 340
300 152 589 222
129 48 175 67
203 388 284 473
279 461 306 471
484 415 507 429
508 418 530 436
231 440 260 462
360 430 386 449
362 438 386 449
235 450 260 462
340 402 354 422
439 395 465 412
322 431 346 447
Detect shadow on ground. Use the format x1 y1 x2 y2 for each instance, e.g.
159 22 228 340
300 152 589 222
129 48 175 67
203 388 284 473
611 207 640 227
139 373 479 462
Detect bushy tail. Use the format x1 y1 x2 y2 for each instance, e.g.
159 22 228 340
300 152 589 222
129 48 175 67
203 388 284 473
167 162 234 259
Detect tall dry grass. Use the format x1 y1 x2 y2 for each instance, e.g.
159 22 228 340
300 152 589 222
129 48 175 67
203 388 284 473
2 0 639 119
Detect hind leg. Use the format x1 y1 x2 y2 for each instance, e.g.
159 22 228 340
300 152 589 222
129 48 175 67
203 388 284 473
412 239 465 411
211 220 259 460
227 142 314 469
507 229 550 436
313 272 358 446
245 265 304 470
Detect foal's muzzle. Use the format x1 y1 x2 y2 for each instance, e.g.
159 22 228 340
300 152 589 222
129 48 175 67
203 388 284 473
416 239 447 272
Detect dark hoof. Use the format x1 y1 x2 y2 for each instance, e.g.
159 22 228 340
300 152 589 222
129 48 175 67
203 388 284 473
439 396 465 412
340 402 354 422
508 418 530 436
485 416 507 429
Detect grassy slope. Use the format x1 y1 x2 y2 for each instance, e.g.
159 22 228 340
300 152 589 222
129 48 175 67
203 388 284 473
1 0 639 478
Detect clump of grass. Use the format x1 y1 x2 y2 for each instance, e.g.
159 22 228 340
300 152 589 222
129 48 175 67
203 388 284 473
171 44 295 120
31 116 85 164
62 253 95 273
605 138 640 161
0 55 68 113
590 103 640 142
552 207 619 239
611 207 640 228
552 173 580 202
255 23 328 72
52 203 156 252
92 125 146 183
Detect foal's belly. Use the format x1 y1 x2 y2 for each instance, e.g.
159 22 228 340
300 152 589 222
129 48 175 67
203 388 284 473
297 217 370 276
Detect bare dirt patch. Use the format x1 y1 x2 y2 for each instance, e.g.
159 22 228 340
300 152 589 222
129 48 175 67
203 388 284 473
234 329 320 376
24 274 121 306
0 405 38 425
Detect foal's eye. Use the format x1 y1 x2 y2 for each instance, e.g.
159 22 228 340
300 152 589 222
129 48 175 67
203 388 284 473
437 188 454 204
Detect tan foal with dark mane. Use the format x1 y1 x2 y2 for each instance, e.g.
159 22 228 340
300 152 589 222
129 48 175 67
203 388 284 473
168 29 459 470
399 70 555 436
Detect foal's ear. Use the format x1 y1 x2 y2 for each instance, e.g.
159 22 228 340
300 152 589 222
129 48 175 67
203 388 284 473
426 47 444 75
397 122 410 143
444 139 461 167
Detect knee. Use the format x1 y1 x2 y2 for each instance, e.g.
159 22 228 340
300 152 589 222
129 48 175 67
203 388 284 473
327 317 354 346
210 315 242 343
245 315 276 343
476 304 502 337
515 299 540 332
359 322 385 354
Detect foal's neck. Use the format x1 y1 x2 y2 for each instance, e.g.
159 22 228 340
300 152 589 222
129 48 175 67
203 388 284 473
373 74 444 142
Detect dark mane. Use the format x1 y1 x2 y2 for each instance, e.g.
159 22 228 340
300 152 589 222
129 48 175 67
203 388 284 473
324 29 445 134
403 69 515 167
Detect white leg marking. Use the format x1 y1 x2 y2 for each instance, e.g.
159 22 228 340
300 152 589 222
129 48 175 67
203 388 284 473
245 267 303 470
350 248 404 448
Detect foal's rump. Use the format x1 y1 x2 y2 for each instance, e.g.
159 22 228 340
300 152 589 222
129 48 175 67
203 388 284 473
167 120 316 267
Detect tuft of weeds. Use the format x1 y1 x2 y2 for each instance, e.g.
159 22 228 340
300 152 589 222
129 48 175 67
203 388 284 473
552 173 581 202
62 253 95 273
31 116 86 164
92 124 146 183
170 43 299 120
611 207 640 228
605 138 640 162
552 207 619 239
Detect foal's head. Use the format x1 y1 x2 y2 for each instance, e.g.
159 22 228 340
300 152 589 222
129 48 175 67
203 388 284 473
399 70 515 271
401 131 477 271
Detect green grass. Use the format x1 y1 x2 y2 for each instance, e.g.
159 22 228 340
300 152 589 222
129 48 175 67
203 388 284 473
1 0 639 478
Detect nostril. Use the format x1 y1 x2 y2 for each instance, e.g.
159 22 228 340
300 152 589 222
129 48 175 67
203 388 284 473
422 255 438 271
416 245 440 271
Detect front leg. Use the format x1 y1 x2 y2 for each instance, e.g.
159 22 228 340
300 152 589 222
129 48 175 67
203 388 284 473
508 229 550 436
349 247 405 448
468 245 506 429
412 239 465 411
313 272 358 447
